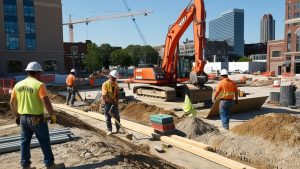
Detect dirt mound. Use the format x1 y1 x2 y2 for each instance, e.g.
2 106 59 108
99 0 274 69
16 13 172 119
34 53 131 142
121 102 175 125
48 91 66 103
0 101 14 119
0 95 10 102
231 113 300 146
176 117 218 139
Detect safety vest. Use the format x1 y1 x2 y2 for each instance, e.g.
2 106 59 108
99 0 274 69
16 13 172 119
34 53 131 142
14 77 44 115
215 78 237 100
103 80 119 101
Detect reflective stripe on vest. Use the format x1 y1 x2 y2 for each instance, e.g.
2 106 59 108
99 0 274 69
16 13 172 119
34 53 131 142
14 77 44 115
218 91 235 98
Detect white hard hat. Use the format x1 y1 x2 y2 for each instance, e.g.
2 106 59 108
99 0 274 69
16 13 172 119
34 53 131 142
109 70 119 78
70 69 76 73
25 62 43 72
220 69 228 76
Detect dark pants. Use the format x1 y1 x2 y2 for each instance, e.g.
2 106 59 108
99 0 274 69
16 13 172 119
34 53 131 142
20 115 54 167
66 86 76 105
219 100 234 129
104 103 120 132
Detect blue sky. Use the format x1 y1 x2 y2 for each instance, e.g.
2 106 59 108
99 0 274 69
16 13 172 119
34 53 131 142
62 0 285 47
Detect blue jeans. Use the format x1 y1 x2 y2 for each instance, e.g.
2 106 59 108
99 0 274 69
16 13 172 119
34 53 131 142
104 103 120 132
219 100 234 129
66 86 76 105
20 115 54 167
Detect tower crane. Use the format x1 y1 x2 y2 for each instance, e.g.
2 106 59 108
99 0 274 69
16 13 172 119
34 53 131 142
63 10 153 42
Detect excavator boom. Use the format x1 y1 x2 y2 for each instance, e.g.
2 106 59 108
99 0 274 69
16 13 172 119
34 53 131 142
131 0 212 102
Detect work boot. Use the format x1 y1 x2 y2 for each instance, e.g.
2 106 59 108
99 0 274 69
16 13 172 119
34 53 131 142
106 131 112 136
46 163 65 169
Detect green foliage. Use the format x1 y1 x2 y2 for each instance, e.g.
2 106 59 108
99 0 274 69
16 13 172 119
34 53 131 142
125 45 159 66
83 43 102 72
111 49 131 67
238 56 252 62
143 45 159 65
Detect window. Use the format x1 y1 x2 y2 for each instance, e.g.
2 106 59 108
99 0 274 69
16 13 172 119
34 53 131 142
295 2 300 9
297 30 300 51
4 0 19 50
25 22 35 33
25 38 36 49
295 56 300 60
44 60 57 72
287 33 291 52
7 60 22 73
24 5 34 17
6 34 19 50
272 51 281 57
3 4 17 16
286 55 291 60
4 22 18 33
295 12 300 18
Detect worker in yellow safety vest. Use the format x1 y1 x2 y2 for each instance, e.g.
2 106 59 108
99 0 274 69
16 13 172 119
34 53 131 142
102 70 120 136
213 69 238 130
10 62 58 169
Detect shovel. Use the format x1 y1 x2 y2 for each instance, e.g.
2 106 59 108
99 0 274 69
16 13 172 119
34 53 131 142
108 105 137 140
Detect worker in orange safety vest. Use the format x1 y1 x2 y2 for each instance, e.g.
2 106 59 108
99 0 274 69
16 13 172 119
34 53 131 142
213 69 238 130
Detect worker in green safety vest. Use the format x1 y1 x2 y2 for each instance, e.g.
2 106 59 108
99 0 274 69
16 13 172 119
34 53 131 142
10 62 59 169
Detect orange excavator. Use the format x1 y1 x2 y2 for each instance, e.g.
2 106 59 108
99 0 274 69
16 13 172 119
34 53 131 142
130 0 213 102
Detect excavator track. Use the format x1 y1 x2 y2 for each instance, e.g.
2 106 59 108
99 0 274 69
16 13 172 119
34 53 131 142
133 85 176 101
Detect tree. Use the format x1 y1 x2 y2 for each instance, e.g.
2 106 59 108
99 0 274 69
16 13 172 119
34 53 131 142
238 56 252 62
83 43 102 72
143 45 159 65
125 45 144 66
125 45 159 66
98 43 114 69
111 49 131 67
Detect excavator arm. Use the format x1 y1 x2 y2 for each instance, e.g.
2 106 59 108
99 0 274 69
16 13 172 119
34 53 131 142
162 0 207 85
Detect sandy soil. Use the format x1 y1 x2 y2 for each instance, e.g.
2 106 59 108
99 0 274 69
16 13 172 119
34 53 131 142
196 113 300 169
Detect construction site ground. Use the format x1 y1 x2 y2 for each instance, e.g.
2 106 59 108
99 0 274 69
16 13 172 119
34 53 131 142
1 77 300 168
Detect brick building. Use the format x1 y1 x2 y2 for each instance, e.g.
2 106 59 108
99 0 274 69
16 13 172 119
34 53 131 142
267 0 300 75
0 0 64 76
64 41 90 75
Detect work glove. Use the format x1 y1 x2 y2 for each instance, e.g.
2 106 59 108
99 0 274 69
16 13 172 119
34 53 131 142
234 100 238 105
50 114 57 124
15 117 20 126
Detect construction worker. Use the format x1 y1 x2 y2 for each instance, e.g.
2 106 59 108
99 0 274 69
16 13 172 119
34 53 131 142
213 69 238 130
65 68 77 106
102 70 120 136
89 73 95 88
10 62 57 169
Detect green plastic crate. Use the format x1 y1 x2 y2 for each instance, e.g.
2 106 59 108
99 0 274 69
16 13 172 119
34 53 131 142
150 114 173 125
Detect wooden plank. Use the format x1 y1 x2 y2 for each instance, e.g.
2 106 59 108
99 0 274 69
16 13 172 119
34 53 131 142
53 104 255 169
198 96 268 118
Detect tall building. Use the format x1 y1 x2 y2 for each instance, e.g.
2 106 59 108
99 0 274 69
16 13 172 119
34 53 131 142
267 0 300 75
260 14 276 43
209 9 244 56
0 0 64 76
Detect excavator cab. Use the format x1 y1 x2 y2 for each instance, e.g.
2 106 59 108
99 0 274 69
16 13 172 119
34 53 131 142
177 55 193 78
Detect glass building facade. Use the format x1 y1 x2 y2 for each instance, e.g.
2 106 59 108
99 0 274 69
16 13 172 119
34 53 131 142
209 9 244 56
